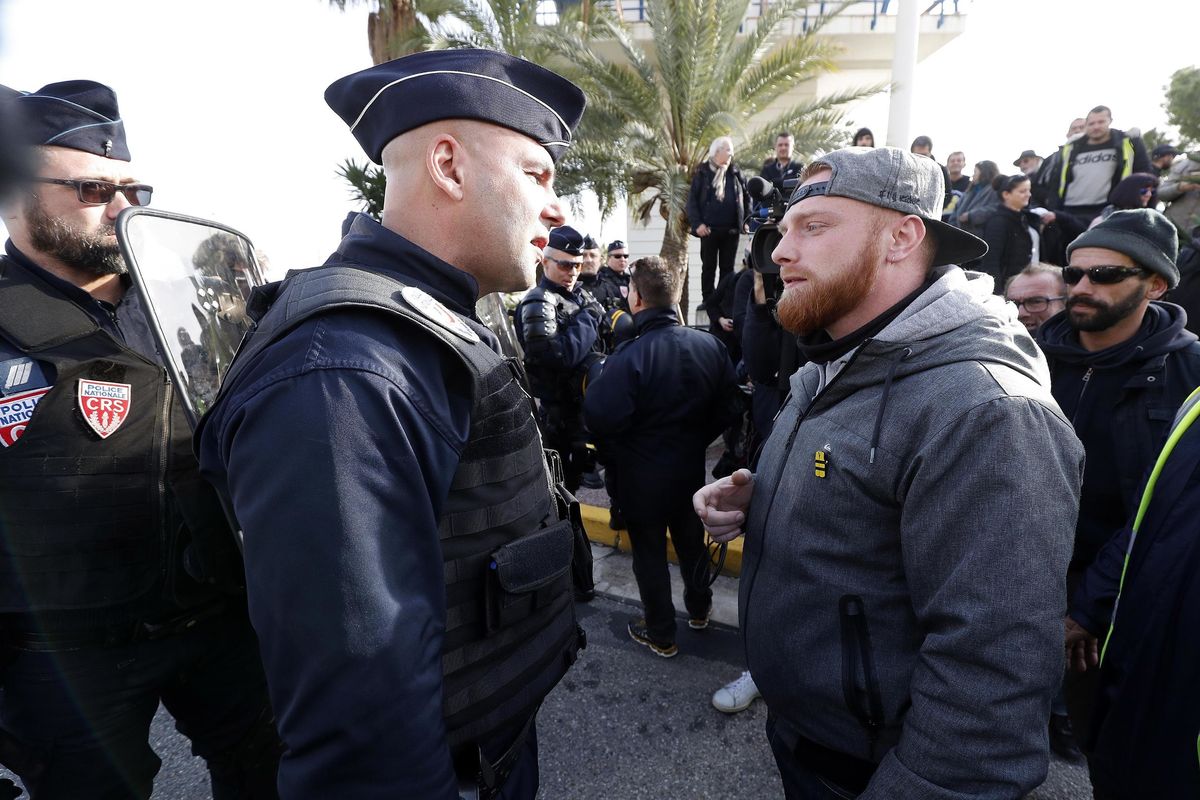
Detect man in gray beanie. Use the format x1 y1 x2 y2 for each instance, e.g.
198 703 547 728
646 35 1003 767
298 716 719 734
1036 207 1200 790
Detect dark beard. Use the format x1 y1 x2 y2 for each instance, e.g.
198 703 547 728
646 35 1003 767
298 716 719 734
25 198 125 276
775 238 881 335
1066 283 1146 332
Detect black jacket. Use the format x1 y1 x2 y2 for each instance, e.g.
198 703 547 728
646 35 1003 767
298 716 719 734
583 307 738 515
687 161 751 233
760 158 802 192
1038 302 1200 568
978 206 1035 294
1168 233 1200 336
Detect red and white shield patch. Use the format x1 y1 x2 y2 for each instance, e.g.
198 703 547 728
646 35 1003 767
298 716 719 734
0 387 51 447
77 379 132 439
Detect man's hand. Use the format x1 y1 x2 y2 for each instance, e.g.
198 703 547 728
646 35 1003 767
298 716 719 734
693 468 754 542
696 224 711 237
958 212 970 225
1041 211 1057 225
719 317 734 332
752 271 767 305
1065 616 1099 672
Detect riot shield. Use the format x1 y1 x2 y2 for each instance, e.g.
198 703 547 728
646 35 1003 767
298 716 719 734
115 208 266 431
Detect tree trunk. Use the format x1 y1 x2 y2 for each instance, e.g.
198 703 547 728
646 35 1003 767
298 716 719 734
660 211 692 323
368 0 418 64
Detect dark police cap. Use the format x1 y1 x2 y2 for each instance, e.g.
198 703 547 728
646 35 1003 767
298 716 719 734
582 234 598 250
7 80 130 161
607 240 627 253
547 226 584 256
325 49 586 165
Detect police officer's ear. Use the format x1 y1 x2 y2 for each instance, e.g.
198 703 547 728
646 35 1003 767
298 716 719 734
426 133 468 203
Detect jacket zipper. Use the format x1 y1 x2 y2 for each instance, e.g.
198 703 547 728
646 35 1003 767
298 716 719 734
1071 367 1093 426
742 345 867 673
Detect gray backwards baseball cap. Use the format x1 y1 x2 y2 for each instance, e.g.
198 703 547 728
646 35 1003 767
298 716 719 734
787 146 988 266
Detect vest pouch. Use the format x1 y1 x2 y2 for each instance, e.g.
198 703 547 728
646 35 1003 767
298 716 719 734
484 519 573 636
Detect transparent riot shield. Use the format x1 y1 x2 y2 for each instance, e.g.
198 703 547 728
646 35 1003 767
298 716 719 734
115 208 266 431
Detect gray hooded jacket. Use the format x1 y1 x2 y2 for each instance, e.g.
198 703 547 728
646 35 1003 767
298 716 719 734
740 266 1084 798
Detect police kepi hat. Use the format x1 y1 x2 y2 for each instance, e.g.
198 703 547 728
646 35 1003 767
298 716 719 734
787 146 988 266
325 49 586 165
6 80 129 161
547 226 584 256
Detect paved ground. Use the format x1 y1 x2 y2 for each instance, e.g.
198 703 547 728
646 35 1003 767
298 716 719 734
1 555 1093 798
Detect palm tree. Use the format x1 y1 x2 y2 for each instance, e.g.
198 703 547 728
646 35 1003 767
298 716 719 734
326 0 421 65
542 0 883 313
329 0 617 218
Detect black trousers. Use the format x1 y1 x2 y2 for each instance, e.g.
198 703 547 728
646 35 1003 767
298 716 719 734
699 228 741 306
624 489 712 643
0 608 281 800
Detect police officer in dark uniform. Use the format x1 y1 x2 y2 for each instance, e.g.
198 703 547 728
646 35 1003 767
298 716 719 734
577 234 602 293
515 225 605 492
196 50 587 800
0 81 281 799
583 256 739 657
591 239 632 319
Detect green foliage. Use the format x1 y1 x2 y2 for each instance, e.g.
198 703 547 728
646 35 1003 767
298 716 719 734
1164 66 1200 148
1140 128 1169 156
541 0 881 247
329 0 881 285
336 159 386 221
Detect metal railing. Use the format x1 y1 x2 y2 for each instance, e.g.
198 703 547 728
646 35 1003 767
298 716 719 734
609 0 962 30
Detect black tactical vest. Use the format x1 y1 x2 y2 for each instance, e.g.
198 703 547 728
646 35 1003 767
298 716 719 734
0 258 239 619
207 265 581 748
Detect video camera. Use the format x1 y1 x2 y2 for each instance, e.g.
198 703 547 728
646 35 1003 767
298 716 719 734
746 175 800 275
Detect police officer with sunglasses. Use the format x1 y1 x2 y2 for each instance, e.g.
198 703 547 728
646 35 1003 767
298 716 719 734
0 81 281 799
1035 208 1200 789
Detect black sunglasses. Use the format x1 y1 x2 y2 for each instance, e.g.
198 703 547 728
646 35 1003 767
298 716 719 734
1062 265 1148 286
547 256 582 270
1010 296 1064 312
33 177 153 207
610 252 630 259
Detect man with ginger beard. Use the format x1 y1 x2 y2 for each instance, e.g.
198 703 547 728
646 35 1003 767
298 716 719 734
197 50 587 799
694 146 1084 798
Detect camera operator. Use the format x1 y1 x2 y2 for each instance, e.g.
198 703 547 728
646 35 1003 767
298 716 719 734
741 176 806 438
516 225 605 492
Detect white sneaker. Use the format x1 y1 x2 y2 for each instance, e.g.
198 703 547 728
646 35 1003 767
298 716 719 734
711 671 760 713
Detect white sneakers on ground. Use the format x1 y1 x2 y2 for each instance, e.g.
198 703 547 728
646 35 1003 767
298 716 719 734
711 670 760 713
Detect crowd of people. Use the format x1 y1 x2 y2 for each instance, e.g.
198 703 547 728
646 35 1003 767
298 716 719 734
505 105 1200 800
2 45 1200 800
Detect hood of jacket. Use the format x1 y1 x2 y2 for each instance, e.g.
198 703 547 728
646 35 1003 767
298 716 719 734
794 265 1047 408
1036 301 1197 369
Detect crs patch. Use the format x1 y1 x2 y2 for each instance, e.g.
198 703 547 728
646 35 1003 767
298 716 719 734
78 379 132 439
0 386 51 447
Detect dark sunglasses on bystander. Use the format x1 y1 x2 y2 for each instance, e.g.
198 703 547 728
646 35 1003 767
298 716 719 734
1062 265 1148 285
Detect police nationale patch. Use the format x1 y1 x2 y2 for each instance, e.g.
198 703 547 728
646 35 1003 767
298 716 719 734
399 286 480 344
0 387 51 447
77 379 132 439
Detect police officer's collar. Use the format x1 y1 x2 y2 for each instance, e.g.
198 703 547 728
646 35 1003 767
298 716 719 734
633 305 679 332
538 274 578 298
332 213 481 317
